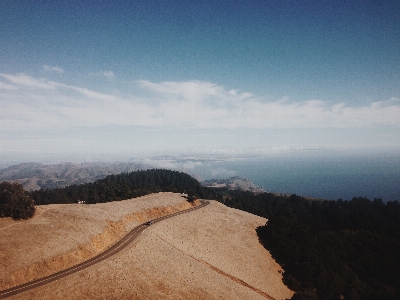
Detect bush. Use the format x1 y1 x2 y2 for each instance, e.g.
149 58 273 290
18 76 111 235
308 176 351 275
0 182 35 220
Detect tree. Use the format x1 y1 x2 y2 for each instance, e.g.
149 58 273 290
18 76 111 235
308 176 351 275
186 190 197 203
0 182 35 219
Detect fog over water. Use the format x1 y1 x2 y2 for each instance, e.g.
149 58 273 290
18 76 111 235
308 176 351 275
190 151 400 202
1 148 399 202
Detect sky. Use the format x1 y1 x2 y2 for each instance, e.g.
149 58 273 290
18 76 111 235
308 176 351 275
1 0 400 162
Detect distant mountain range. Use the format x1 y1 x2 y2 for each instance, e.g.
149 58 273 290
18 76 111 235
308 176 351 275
0 162 145 191
0 162 262 194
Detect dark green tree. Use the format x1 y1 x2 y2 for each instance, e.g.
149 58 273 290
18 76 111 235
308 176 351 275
0 182 35 220
186 190 197 203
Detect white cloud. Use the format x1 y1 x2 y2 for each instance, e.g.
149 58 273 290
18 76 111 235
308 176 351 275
1 73 400 132
43 65 64 74
0 81 17 90
89 71 116 79
0 73 56 90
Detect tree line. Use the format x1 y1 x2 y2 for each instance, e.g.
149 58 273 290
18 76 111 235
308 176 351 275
28 169 218 205
221 191 400 300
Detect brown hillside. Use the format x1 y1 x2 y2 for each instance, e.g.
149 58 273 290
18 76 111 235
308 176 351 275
0 193 293 300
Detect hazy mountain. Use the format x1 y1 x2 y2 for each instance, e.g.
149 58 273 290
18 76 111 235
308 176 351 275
0 162 264 194
0 162 145 191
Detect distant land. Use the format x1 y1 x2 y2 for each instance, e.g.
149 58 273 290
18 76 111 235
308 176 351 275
0 162 264 195
2 148 399 202
0 162 144 191
202 176 265 194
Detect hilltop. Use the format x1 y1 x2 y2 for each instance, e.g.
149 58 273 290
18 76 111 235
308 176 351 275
0 193 293 300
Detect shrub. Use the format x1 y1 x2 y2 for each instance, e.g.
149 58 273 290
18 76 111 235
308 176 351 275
0 182 35 219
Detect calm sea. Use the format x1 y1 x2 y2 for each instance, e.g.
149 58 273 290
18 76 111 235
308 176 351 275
192 151 400 202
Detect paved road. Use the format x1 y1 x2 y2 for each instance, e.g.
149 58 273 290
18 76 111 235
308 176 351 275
0 200 209 299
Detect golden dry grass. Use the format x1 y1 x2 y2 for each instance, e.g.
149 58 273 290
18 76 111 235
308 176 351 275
1 193 293 300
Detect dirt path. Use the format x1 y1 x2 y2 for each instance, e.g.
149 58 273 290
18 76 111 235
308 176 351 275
157 234 276 300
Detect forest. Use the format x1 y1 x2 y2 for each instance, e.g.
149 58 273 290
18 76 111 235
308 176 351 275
222 191 400 299
28 169 218 205
1 169 399 299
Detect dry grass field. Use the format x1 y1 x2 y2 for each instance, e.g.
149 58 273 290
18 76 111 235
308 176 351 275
0 193 293 300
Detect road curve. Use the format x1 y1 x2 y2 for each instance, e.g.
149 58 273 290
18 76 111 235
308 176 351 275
0 200 209 299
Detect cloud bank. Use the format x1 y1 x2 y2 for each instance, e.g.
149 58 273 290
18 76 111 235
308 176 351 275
1 73 400 131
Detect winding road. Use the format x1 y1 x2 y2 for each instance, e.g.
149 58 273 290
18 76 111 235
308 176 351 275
0 200 209 299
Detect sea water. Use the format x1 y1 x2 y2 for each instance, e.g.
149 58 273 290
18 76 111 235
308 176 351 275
192 150 400 202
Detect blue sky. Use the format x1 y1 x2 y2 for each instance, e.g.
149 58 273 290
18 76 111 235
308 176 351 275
1 0 400 161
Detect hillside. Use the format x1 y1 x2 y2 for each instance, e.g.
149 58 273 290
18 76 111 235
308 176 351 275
0 162 144 191
222 193 400 299
0 193 293 300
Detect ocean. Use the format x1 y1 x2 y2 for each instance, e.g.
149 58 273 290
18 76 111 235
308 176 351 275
191 151 400 202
